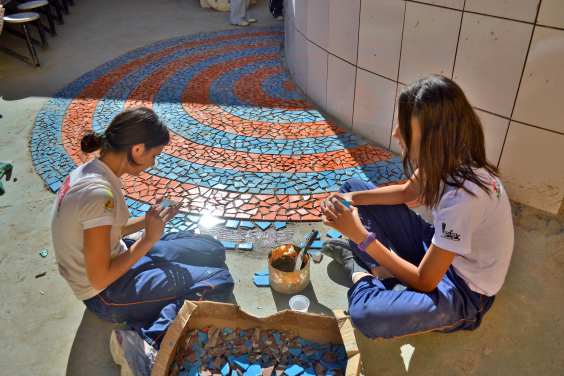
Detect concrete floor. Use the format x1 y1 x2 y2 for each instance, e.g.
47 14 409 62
0 1 563 375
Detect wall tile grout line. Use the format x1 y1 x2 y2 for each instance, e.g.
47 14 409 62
388 0 408 150
497 0 542 169
407 0 543 27
451 0 467 80
350 0 363 132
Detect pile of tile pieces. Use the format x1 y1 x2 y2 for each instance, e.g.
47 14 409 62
170 326 348 376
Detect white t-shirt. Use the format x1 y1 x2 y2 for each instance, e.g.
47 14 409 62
432 169 514 296
51 158 129 300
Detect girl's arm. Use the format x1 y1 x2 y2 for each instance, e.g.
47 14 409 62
321 170 422 211
323 200 455 292
123 215 145 236
83 204 176 290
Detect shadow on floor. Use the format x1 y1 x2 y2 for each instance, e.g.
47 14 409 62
270 283 334 316
66 309 127 376
326 259 354 288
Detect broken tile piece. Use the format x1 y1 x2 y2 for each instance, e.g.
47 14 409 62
240 221 255 229
310 252 323 263
310 241 323 249
234 355 251 370
253 275 270 286
221 241 236 250
256 222 272 230
226 220 240 229
274 222 286 230
245 364 262 376
288 348 302 357
255 269 269 276
283 365 304 376
273 332 283 345
239 243 253 251
221 362 230 376
325 230 342 239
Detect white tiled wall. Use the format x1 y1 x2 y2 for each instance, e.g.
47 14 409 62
414 0 464 9
307 41 328 111
512 26 564 134
499 122 564 213
453 13 533 117
328 0 360 65
306 0 329 50
475 109 510 166
284 0 564 213
357 0 405 81
294 30 308 94
398 2 462 84
537 0 564 29
326 55 356 129
464 0 540 23
352 69 397 148
294 0 308 37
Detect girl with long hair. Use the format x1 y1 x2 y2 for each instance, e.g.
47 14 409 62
320 75 514 339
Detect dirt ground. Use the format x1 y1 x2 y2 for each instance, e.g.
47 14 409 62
0 1 563 375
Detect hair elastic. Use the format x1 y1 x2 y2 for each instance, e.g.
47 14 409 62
99 131 108 144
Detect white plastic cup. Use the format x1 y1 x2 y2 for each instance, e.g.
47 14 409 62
289 295 310 312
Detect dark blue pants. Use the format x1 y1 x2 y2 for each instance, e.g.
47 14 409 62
340 179 494 340
84 232 234 349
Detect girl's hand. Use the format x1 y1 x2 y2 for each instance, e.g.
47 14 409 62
320 192 354 213
143 204 176 243
321 199 369 244
155 195 182 221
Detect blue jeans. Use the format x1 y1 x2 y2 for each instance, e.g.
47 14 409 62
83 232 234 349
340 179 494 339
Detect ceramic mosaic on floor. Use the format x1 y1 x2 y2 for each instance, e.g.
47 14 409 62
31 26 408 227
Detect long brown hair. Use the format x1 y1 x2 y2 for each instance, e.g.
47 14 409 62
80 107 170 167
397 75 499 209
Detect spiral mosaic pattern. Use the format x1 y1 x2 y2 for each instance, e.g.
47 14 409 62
31 27 406 222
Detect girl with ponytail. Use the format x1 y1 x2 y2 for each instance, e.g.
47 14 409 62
51 107 234 375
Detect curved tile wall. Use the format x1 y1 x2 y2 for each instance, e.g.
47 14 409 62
284 0 564 214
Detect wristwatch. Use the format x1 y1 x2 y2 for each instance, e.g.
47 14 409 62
358 232 376 252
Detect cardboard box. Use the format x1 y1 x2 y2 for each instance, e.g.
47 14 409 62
152 301 361 376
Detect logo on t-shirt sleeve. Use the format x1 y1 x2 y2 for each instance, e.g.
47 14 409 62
440 222 461 241
56 176 72 216
103 189 115 212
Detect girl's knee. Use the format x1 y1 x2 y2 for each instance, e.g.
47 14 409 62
339 179 377 194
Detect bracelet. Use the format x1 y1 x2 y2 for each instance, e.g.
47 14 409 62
358 232 376 252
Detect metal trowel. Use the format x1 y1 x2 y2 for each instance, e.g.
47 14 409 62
293 229 319 272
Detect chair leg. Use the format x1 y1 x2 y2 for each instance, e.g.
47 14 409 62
21 23 41 67
60 0 70 15
49 0 65 25
44 4 57 36
34 19 50 51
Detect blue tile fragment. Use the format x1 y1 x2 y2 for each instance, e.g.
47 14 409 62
253 275 270 286
238 243 253 251
284 365 304 376
221 241 236 250
244 364 262 376
310 241 323 249
240 221 255 229
273 332 283 345
326 230 342 239
254 269 269 276
288 348 302 357
234 355 250 370
274 222 286 230
221 362 230 376
256 222 272 230
226 220 239 229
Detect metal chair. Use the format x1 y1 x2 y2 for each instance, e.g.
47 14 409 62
0 12 48 67
17 0 56 36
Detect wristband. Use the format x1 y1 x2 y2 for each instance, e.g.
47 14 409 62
358 232 376 252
